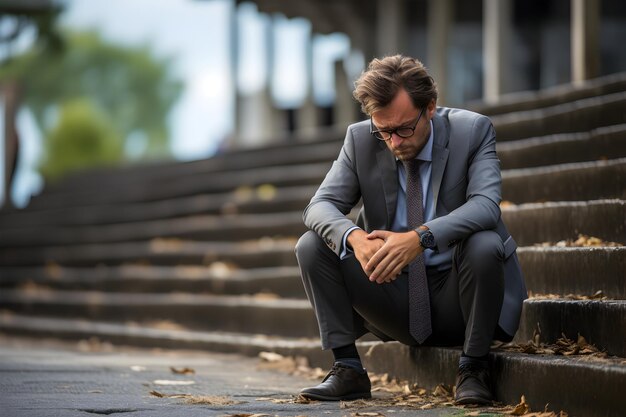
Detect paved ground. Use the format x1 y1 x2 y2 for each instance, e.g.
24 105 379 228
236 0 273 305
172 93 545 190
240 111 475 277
0 336 475 417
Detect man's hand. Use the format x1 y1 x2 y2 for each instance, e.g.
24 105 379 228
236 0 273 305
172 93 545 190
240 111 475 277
347 229 385 277
365 230 423 284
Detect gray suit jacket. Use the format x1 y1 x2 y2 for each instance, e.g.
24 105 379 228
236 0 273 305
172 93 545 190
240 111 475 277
303 107 527 337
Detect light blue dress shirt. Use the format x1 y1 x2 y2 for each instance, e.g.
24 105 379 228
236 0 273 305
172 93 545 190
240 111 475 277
341 120 451 271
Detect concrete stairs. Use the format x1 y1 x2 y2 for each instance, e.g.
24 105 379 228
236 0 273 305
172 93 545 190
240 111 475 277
1 72 625 416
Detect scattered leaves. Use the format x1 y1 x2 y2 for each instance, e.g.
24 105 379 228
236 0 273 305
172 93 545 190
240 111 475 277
257 352 326 379
528 290 608 301
150 391 239 405
535 234 623 248
492 327 607 359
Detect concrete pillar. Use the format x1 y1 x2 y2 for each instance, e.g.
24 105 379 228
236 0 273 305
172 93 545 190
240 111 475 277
483 0 513 102
235 88 284 146
333 59 357 127
376 0 404 56
571 0 600 84
427 0 453 105
2 82 20 209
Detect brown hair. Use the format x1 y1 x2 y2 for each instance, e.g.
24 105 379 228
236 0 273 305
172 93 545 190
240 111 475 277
353 55 438 116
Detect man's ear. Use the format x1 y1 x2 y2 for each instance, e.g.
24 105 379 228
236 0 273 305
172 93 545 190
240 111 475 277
427 99 437 118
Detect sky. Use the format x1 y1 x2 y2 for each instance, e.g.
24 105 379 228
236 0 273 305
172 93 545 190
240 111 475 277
1 0 355 207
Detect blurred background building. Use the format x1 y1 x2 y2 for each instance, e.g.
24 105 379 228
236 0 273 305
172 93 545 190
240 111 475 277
1 0 625 208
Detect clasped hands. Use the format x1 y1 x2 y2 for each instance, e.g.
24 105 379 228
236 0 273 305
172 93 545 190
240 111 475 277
347 229 423 284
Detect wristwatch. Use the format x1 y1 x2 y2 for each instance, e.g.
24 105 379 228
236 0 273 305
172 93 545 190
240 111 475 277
417 229 436 249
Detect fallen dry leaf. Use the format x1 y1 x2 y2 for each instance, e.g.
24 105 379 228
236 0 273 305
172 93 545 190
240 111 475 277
153 380 195 386
508 395 530 415
170 367 195 375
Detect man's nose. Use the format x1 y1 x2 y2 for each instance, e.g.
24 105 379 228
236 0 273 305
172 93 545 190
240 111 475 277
390 133 404 147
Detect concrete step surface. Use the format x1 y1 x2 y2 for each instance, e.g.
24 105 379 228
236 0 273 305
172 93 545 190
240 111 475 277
26 162 331 210
497 123 626 169
490 91 626 141
1 246 624 298
502 157 626 203
0 265 306 298
3 125 625 229
516 299 626 357
517 246 626 299
502 199 626 246
0 184 318 228
0 314 624 417
2 289 624 354
469 71 626 116
0 238 300 268
1 199 624 250
0 290 319 338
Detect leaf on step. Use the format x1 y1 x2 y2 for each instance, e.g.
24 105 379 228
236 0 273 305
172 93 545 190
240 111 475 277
170 367 195 375
153 380 195 386
353 412 386 416
294 394 316 404
183 395 239 405
508 395 530 415
432 384 451 397
150 390 165 398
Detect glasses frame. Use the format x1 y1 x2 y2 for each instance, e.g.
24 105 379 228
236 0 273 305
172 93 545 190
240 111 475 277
370 107 426 141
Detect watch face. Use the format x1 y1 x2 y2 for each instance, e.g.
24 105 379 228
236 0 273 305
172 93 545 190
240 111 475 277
421 231 435 248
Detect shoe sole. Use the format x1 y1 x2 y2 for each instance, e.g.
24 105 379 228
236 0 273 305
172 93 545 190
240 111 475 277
300 392 372 401
454 395 493 406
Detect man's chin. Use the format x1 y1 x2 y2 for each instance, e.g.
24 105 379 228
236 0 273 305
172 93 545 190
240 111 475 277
395 151 418 161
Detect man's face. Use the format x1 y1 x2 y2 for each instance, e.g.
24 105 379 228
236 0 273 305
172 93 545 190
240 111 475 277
370 89 436 161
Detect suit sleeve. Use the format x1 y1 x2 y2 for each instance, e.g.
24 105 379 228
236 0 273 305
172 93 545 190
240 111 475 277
303 125 362 256
423 115 502 251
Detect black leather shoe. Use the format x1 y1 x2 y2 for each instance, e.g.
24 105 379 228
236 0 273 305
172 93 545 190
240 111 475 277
299 363 371 401
454 362 494 405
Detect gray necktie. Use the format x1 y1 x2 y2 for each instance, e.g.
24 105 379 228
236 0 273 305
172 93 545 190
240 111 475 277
402 159 432 344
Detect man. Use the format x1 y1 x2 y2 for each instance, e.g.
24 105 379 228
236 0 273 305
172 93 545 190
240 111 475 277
295 55 527 405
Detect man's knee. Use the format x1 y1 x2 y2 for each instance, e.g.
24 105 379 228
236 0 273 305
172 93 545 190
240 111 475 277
459 230 505 266
295 231 327 269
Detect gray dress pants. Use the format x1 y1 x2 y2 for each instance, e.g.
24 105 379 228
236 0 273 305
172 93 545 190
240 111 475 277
295 229 507 357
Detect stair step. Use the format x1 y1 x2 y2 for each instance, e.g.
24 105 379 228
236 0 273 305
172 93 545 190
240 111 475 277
491 91 626 141
0 185 318 228
26 162 331 210
503 199 626 246
1 199 624 250
517 246 626 299
497 124 626 169
469 71 626 116
0 290 318 338
0 211 308 248
0 238 300 268
0 313 623 417
0 265 305 297
1 247 623 298
41 130 343 194
4 125 625 230
516 298 626 357
502 158 626 203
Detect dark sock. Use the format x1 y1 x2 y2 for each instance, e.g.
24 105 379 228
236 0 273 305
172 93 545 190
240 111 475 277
332 343 364 372
460 351 489 367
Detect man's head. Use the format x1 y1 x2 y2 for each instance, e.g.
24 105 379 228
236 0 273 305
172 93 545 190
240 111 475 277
353 55 438 160
353 55 438 116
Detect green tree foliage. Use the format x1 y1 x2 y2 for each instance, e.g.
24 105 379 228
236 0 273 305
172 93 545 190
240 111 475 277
40 99 123 180
0 30 183 160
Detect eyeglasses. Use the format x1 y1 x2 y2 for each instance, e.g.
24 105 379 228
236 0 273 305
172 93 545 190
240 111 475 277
370 107 425 141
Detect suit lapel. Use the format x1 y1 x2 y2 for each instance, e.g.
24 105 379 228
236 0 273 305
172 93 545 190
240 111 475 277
376 142 398 227
431 113 450 207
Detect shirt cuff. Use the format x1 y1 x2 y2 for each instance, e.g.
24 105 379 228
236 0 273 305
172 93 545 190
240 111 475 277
339 226 361 260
